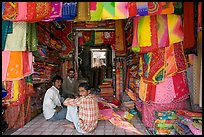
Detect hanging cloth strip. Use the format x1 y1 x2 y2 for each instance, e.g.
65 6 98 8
2 2 6 15
173 2 183 15
90 2 103 21
136 2 148 16
161 2 174 14
13 2 27 21
2 51 10 81
26 23 38 51
2 20 13 51
2 2 18 21
115 2 129 19
42 2 63 21
74 2 90 21
147 2 162 15
128 2 137 17
101 2 115 20
4 22 27 51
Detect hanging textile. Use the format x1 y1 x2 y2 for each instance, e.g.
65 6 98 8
56 2 77 21
75 2 90 21
161 2 174 14
2 2 5 15
42 2 63 21
82 31 95 46
4 22 27 51
13 2 27 21
26 23 38 51
167 14 184 45
173 2 183 15
101 2 115 20
136 2 148 16
115 2 129 19
132 17 140 52
128 2 137 17
2 2 18 21
147 2 162 15
183 2 195 49
103 32 115 45
2 20 13 51
2 51 10 81
94 32 103 45
90 2 103 21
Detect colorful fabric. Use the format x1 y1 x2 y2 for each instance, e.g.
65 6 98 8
157 15 169 48
94 32 103 45
148 2 162 15
2 51 10 81
2 20 13 51
26 23 38 51
161 2 174 14
14 2 27 21
63 94 99 133
2 2 18 20
75 2 90 21
167 14 184 45
4 22 27 51
103 32 115 45
42 2 63 21
132 17 140 52
90 2 103 21
136 2 148 16
102 2 115 20
115 2 129 19
56 2 77 21
128 2 137 17
183 2 195 49
173 2 183 15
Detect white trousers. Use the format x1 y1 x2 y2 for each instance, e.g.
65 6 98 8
66 106 86 134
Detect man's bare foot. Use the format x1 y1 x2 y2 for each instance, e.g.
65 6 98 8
63 123 75 129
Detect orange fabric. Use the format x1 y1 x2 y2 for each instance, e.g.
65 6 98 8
161 2 174 14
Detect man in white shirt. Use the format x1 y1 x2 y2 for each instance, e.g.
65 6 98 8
43 75 66 121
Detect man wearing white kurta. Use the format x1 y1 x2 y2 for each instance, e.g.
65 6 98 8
43 75 67 121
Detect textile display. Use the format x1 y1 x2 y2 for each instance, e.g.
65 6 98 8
13 2 27 21
101 2 115 20
2 51 10 81
136 2 148 16
26 23 38 51
128 2 137 17
90 2 103 21
75 2 90 21
142 99 188 128
2 2 18 21
161 2 174 14
4 22 27 51
94 32 103 45
148 2 162 15
42 2 63 21
173 2 183 15
2 20 13 51
103 32 115 45
56 2 77 21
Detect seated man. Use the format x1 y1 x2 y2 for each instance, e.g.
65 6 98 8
63 83 99 134
43 75 66 121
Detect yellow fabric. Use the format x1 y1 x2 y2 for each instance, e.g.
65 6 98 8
138 77 147 101
139 16 151 47
12 80 19 101
95 32 103 44
74 2 90 21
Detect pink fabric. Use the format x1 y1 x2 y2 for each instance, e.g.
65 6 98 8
14 2 27 21
90 2 97 10
142 99 188 128
154 76 176 104
187 123 202 135
2 51 11 81
22 51 30 77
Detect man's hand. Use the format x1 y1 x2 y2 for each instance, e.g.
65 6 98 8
55 106 62 112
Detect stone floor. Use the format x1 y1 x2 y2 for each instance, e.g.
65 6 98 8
8 113 150 135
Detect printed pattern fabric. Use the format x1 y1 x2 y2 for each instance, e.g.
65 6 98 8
148 2 162 15
2 2 18 20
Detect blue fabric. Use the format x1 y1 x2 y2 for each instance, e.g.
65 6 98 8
2 87 7 99
48 107 67 121
2 2 5 15
55 2 77 21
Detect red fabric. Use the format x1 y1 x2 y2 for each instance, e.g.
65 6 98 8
183 2 195 49
103 32 115 45
98 102 110 110
128 2 137 17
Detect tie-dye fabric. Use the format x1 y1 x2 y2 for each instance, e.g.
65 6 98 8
90 2 103 21
167 14 184 45
136 2 148 16
148 2 162 15
115 2 129 19
102 2 115 20
161 2 174 14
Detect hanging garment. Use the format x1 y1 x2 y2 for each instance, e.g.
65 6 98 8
2 2 18 21
147 2 162 15
2 51 10 81
26 23 38 51
42 2 63 21
183 2 195 49
115 2 129 19
128 2 137 17
56 2 77 21
161 2 174 14
75 2 90 21
90 2 103 21
2 20 13 51
136 2 148 16
13 2 27 21
167 14 184 45
101 2 115 20
132 17 140 52
4 22 27 51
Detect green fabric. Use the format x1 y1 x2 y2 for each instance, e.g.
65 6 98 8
90 2 103 21
26 23 38 51
2 20 13 51
173 2 183 15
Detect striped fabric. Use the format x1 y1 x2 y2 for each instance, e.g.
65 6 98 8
63 94 99 133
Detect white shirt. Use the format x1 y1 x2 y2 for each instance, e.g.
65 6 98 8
43 86 64 120
67 76 74 83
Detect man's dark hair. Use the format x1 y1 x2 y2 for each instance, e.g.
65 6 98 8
52 75 63 83
78 83 91 91
68 68 75 73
